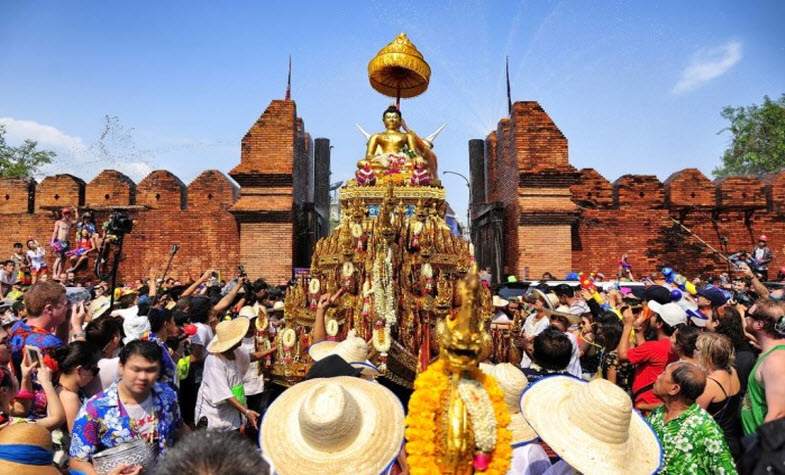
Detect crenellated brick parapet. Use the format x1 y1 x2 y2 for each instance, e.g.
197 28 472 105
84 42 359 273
471 101 785 282
0 96 330 285
0 168 241 281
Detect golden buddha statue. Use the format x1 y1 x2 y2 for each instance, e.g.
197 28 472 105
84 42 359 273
356 105 437 184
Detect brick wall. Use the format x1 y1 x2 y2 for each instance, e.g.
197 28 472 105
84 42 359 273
0 169 240 282
472 101 785 280
0 97 321 284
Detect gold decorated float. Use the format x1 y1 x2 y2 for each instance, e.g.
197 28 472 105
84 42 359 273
270 33 493 389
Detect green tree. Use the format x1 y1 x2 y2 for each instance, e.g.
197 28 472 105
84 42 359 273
0 125 56 178
713 94 785 178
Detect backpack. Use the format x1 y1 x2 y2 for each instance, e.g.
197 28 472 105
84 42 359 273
740 418 785 474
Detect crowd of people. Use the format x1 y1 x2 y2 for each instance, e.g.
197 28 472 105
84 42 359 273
0 211 783 474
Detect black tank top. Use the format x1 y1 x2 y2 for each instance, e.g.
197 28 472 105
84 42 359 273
706 375 743 459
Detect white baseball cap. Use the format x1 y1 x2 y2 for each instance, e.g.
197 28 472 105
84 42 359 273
647 301 687 327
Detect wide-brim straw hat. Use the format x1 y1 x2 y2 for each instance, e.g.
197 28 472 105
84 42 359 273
308 334 379 377
208 317 250 354
481 363 537 445
521 376 661 474
493 295 509 308
260 376 404 475
0 423 60 475
238 305 257 319
88 296 111 319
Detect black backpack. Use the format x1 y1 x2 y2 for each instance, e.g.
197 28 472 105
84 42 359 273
740 418 785 474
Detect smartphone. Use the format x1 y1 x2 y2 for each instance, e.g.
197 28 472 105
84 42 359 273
65 287 91 304
26 346 41 365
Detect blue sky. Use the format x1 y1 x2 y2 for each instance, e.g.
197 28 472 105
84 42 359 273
1 1 783 221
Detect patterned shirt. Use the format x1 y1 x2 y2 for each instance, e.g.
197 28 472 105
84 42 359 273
69 382 181 461
8 321 64 418
9 320 64 367
648 403 737 475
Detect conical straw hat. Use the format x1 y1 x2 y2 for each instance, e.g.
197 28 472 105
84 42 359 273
260 377 404 475
521 376 662 474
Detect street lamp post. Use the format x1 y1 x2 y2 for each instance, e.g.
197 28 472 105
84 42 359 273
442 170 472 239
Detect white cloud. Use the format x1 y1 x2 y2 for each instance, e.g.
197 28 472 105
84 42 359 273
672 40 742 94
0 117 155 182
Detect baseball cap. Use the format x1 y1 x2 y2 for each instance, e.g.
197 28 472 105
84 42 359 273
647 301 687 327
643 286 672 305
697 286 729 308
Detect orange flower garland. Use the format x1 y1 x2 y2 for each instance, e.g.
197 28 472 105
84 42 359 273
405 360 511 475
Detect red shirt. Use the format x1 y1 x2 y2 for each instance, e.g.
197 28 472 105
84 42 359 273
627 337 675 406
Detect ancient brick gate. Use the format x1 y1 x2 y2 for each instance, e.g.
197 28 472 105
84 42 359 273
470 101 785 283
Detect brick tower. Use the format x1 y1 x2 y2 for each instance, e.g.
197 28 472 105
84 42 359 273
471 101 577 282
229 99 329 284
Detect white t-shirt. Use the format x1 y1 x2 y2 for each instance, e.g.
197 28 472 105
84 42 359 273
520 313 550 369
564 332 583 379
26 249 46 271
195 347 250 431
509 442 551 475
124 394 157 443
98 357 120 389
241 337 264 396
190 322 214 348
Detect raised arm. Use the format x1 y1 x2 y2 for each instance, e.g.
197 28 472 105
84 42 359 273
182 269 212 298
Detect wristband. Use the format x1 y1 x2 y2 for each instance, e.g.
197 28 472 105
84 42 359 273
15 389 34 401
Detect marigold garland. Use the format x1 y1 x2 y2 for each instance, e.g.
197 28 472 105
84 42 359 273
405 360 511 475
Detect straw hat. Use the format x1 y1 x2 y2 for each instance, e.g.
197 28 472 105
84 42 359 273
260 377 404 475
308 331 379 377
480 363 537 444
493 295 509 308
521 376 661 474
207 318 250 354
88 296 111 319
238 305 257 319
0 423 60 474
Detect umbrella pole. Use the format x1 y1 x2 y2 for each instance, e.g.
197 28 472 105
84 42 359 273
396 87 401 109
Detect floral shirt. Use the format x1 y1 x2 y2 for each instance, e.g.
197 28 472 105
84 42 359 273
69 382 181 461
647 403 737 475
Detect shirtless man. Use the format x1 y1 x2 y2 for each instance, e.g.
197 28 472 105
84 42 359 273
50 207 74 280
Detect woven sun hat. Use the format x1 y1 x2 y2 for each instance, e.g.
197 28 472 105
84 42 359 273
309 331 379 377
88 295 112 320
0 422 60 474
493 295 509 308
521 376 662 475
481 363 537 444
260 376 405 475
238 305 257 319
207 317 250 354
308 340 339 362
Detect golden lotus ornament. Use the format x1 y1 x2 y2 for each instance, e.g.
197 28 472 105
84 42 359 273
368 33 431 100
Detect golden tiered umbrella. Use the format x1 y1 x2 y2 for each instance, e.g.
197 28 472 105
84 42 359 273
368 33 431 104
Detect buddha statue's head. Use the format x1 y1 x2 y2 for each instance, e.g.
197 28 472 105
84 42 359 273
382 105 402 130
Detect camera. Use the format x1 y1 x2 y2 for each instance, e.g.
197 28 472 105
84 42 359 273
106 211 133 236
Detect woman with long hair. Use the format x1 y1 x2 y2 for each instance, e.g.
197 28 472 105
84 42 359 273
695 332 743 461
